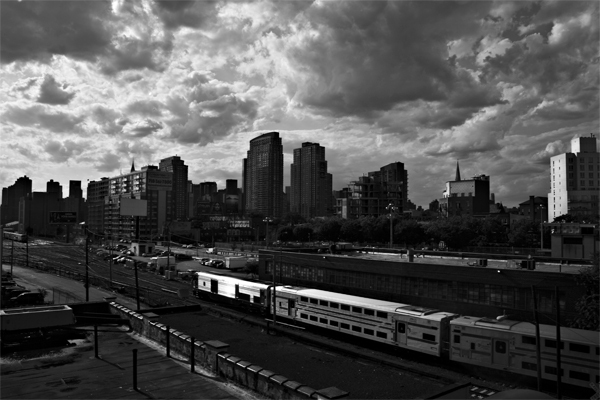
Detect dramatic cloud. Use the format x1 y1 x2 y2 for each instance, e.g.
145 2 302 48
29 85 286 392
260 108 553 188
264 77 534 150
0 0 598 208
37 75 75 105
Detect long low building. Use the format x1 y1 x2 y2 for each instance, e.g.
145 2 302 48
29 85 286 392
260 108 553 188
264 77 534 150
257 249 588 326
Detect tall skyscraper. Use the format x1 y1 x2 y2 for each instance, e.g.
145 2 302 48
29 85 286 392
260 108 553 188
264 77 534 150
69 180 83 198
242 132 284 218
1 175 32 226
548 135 599 221
46 179 63 199
159 156 188 221
290 142 332 219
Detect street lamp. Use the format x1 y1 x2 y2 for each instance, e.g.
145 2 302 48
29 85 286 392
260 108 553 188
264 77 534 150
386 203 397 249
80 222 90 302
539 205 545 250
263 217 273 248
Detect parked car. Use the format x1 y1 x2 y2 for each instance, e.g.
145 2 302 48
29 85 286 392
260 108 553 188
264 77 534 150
211 260 225 269
175 253 193 261
7 292 44 307
160 251 175 257
199 258 210 265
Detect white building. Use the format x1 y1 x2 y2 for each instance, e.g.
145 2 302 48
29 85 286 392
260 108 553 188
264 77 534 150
548 135 599 221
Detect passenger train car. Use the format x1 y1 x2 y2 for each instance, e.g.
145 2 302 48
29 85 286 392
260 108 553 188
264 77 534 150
449 315 599 388
193 272 599 389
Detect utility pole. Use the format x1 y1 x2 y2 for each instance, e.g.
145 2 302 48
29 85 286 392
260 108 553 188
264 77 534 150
82 223 89 302
386 203 396 249
531 285 542 391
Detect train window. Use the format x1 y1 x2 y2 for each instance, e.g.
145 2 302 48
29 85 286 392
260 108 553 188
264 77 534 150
569 371 590 381
341 323 350 330
310 298 318 304
522 336 536 345
545 339 564 349
570 343 590 353
319 300 328 307
341 304 350 311
309 315 318 322
300 296 308 302
522 362 537 371
238 293 250 302
300 313 308 319
203 282 206 286
352 306 363 313
495 341 507 354
364 309 374 316
470 343 475 350
398 323 406 334
376 311 388 319
376 332 387 339
423 333 436 342
454 335 460 344
352 326 361 332
364 328 374 336
330 320 339 327
320 318 328 324
544 366 564 376
329 302 339 309
253 296 261 303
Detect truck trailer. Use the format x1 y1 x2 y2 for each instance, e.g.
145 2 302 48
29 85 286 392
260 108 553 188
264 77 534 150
224 256 247 270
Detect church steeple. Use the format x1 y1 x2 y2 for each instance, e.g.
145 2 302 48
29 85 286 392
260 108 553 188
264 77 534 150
131 159 136 173
455 160 461 181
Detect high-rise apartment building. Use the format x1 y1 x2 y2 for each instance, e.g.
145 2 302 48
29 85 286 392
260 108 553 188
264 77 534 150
548 135 599 221
69 180 83 198
46 179 63 199
339 162 408 219
87 166 173 241
290 142 332 219
1 175 32 226
159 156 188 221
242 132 284 218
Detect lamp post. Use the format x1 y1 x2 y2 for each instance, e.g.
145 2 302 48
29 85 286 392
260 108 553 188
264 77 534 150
539 205 545 250
263 217 273 248
80 222 90 302
386 203 397 249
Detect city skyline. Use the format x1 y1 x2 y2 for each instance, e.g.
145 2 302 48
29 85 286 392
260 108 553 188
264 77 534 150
1 1 599 207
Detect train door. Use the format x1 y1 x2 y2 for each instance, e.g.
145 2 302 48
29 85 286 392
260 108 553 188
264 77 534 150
235 284 239 299
396 322 407 346
210 279 218 294
493 339 509 366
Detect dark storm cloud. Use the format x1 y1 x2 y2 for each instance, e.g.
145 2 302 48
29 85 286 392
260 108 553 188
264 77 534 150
289 1 501 119
3 104 83 133
153 0 220 30
0 0 113 64
37 75 75 105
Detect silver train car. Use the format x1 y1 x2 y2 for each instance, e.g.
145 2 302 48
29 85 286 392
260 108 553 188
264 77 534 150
193 272 599 389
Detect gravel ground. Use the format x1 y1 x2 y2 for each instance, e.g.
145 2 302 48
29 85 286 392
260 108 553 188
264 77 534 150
158 310 497 399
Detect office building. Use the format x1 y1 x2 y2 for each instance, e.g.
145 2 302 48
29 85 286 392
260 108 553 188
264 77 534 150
1 175 32 226
290 142 333 219
338 162 408 219
87 166 173 241
69 180 83 199
548 135 599 221
242 132 284 218
159 156 188 221
439 162 490 217
46 179 63 199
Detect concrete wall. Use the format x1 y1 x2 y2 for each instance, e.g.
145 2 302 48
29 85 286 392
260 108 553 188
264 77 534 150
109 303 347 400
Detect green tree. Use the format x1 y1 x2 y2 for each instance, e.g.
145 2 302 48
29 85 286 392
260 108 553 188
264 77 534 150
277 226 295 242
570 258 599 331
316 218 342 242
340 219 363 243
507 219 539 247
282 212 306 227
395 219 426 247
293 225 313 242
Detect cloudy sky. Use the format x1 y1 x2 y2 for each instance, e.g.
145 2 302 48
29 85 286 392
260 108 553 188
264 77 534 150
1 0 598 208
